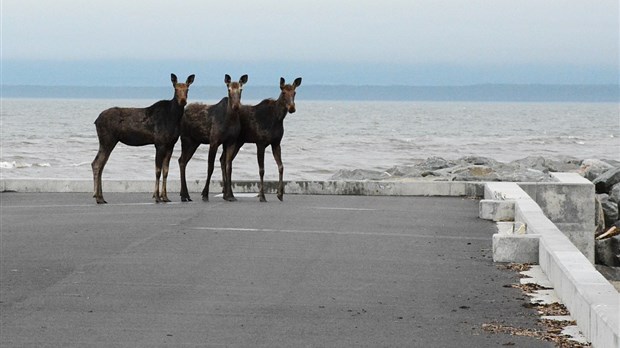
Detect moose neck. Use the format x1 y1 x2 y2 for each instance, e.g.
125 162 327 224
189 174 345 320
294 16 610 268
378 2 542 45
275 94 290 121
170 96 185 116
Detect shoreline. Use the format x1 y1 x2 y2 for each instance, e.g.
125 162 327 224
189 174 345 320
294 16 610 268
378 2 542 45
2 155 619 182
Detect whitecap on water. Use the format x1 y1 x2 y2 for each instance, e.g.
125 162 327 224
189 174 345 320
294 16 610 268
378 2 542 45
0 161 51 169
0 161 15 169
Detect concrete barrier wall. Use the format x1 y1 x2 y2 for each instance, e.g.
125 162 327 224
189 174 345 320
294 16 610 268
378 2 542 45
0 179 485 198
520 173 596 263
483 177 619 348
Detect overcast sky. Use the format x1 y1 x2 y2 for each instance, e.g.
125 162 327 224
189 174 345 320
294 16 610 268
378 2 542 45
2 0 619 86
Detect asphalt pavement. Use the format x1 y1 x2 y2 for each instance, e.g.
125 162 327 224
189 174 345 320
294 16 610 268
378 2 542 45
0 192 553 347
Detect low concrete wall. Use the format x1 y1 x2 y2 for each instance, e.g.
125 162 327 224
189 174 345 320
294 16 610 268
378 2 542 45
482 177 618 348
0 178 485 198
520 173 596 263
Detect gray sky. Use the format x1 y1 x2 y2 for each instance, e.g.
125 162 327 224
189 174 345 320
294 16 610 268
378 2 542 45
2 0 619 86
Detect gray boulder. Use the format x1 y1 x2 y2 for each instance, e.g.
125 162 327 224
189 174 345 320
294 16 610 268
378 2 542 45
597 194 619 229
457 156 500 166
593 167 620 193
416 156 455 171
510 156 581 173
330 168 386 180
384 165 425 178
609 183 620 204
580 159 614 181
595 234 620 267
595 195 606 234
446 165 499 182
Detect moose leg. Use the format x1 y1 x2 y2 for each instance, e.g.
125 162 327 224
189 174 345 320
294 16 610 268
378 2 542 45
222 144 237 202
202 144 219 201
178 139 199 202
272 144 285 201
153 146 165 203
91 141 117 204
219 151 227 195
220 144 241 195
256 144 267 202
160 147 174 202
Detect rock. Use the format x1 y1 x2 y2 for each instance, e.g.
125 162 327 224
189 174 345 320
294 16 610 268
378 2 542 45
593 167 620 193
579 159 614 181
330 168 386 180
329 156 612 184
384 165 424 178
450 165 499 182
493 165 552 182
382 157 458 179
597 194 619 229
595 234 620 267
509 156 581 173
609 183 620 204
595 195 606 234
601 158 620 168
416 156 455 171
458 156 500 166
438 157 554 182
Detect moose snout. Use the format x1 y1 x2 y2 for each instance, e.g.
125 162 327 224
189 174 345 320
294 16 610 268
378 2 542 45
178 98 188 107
288 104 296 113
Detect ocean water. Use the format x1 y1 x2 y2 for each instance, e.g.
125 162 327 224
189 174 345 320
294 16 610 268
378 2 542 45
1 98 618 182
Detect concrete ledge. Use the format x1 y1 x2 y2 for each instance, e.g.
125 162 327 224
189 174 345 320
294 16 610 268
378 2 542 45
520 173 595 262
0 179 485 197
492 233 540 263
479 199 515 221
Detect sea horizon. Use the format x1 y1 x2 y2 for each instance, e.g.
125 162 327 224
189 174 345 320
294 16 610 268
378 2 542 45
2 84 619 103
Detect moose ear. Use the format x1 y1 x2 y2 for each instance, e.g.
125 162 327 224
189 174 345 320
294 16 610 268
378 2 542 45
186 74 195 86
171 73 178 85
293 77 302 88
224 74 232 84
280 77 286 89
240 74 248 85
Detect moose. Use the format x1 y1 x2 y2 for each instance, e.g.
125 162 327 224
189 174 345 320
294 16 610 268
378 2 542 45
178 74 248 202
91 73 195 204
220 77 302 202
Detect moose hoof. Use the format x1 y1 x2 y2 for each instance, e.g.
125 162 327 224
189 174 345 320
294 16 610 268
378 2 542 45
95 198 107 204
259 195 267 203
224 196 237 202
181 196 192 202
277 194 283 202
202 195 209 202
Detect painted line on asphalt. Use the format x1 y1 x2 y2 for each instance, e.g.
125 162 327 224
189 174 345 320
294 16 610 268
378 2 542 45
2 201 185 209
190 226 487 240
214 193 259 198
311 206 377 211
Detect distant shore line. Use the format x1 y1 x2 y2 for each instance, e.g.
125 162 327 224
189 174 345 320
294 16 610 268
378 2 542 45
2 84 619 102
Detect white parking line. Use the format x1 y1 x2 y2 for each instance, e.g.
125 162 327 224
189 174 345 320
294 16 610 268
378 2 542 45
2 201 184 209
312 206 377 211
190 226 487 240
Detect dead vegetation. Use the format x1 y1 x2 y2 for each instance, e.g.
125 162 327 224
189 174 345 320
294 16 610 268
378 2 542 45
484 263 591 347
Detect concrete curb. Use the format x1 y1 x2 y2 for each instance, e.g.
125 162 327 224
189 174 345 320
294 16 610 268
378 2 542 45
0 178 485 198
2 176 618 347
